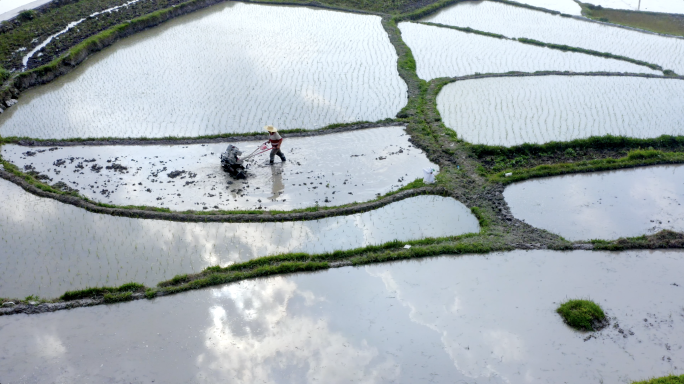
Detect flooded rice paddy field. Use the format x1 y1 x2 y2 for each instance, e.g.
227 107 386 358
437 76 684 146
512 0 582 15
1 250 682 383
589 0 684 14
0 2 407 139
0 0 52 21
423 1 684 74
398 22 660 81
505 165 684 241
0 178 479 298
2 127 436 211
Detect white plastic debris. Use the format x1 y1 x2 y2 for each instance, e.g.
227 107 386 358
423 168 436 184
404 244 412 249
505 172 513 177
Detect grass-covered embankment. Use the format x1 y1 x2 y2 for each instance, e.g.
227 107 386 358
633 375 684 384
487 149 684 184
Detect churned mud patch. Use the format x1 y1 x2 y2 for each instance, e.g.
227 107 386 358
2 127 437 211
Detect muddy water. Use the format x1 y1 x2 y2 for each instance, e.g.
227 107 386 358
0 178 478 298
437 76 684 146
505 165 684 240
0 2 407 139
399 22 660 81
2 127 437 211
589 0 684 14
1 250 682 383
423 1 684 74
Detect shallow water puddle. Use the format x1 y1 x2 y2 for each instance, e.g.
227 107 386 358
0 178 478 298
438 76 684 146
423 1 684 74
588 0 684 14
399 22 659 81
0 2 407 139
2 127 437 210
1 250 682 383
505 165 684 240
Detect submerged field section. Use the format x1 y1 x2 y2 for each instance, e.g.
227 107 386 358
423 1 684 74
400 22 660 80
2 0 684 382
438 76 684 146
2 127 436 210
0 2 407 139
0 178 479 298
1 250 682 382
505 165 684 240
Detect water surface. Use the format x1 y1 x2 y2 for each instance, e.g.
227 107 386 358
0 2 407 139
423 1 684 74
0 0 53 20
0 178 478 298
505 165 684 240
437 76 684 146
1 250 682 383
399 22 659 80
2 127 437 210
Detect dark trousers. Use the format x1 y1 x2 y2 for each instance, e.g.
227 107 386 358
270 148 286 162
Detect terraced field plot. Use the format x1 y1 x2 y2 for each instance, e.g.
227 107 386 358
589 0 684 14
0 0 52 21
423 1 684 74
437 76 684 146
505 165 684 240
0 178 478 298
0 2 407 139
1 250 682 383
399 22 660 80
2 127 436 210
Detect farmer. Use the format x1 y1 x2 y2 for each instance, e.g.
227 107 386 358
265 125 286 164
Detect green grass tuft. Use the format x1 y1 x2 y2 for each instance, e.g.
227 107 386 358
103 291 133 303
556 299 606 331
632 375 684 384
60 282 144 300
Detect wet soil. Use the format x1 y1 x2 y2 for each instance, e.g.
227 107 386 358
4 127 435 211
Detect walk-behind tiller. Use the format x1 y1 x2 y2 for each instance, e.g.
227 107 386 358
220 143 271 179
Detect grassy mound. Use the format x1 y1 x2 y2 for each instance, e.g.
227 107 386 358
633 375 684 384
556 299 606 331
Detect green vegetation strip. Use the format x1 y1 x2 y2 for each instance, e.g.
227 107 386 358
592 230 684 251
632 375 684 384
516 37 665 72
471 134 684 158
488 149 684 184
419 21 507 39
556 299 606 331
61 282 144 301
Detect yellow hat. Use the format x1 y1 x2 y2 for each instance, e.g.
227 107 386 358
265 125 277 133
